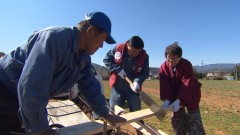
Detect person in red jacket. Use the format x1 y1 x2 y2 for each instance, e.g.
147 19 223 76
159 42 205 135
103 36 149 113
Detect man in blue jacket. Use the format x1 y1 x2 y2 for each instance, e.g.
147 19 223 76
0 11 126 135
103 36 149 113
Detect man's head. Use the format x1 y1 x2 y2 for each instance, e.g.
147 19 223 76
0 52 5 58
78 11 115 55
165 42 182 67
126 36 144 58
84 11 116 44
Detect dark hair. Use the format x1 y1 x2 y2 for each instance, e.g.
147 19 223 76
165 42 182 58
128 36 144 49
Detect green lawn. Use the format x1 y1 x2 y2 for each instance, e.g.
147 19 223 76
103 80 240 135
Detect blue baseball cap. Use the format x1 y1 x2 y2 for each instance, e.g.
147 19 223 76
85 11 116 44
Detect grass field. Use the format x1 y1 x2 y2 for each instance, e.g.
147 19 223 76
103 80 240 135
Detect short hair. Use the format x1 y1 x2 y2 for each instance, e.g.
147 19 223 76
165 42 182 58
128 36 144 49
77 20 104 33
0 52 5 58
77 20 91 31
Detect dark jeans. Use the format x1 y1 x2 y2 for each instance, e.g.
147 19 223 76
0 81 24 134
109 87 141 112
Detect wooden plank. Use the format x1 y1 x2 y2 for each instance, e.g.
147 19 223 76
57 108 155 135
130 122 167 135
115 105 167 135
57 116 169 135
115 105 152 135
57 121 110 135
47 100 91 127
125 76 167 121
114 108 155 127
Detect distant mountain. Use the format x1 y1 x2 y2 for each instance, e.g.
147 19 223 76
150 63 240 74
2 50 238 76
92 64 161 79
92 63 110 80
92 63 240 79
194 63 239 73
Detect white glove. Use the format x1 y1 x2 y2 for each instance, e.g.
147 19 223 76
130 81 140 93
69 84 79 99
118 69 126 79
162 100 174 111
169 99 181 112
162 100 170 108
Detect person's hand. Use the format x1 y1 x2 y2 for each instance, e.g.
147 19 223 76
69 86 79 99
34 128 59 135
101 113 127 127
162 100 174 111
118 69 126 79
162 100 170 108
130 82 140 93
169 99 181 112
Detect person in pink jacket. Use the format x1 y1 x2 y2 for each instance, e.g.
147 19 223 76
159 42 205 135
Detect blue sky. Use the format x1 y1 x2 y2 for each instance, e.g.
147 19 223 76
0 0 239 67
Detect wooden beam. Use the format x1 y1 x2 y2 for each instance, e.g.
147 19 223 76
115 108 155 127
130 122 167 135
57 108 155 135
115 105 167 135
56 120 109 135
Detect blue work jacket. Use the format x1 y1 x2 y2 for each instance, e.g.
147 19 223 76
0 26 108 134
103 45 149 91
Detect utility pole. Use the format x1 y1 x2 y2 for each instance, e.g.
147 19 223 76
235 68 238 80
201 60 204 79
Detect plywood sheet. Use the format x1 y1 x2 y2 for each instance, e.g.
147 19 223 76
47 100 90 127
